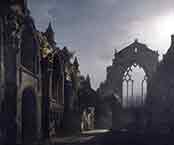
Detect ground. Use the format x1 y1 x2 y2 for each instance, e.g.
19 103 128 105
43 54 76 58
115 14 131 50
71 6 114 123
39 129 174 145
50 129 108 145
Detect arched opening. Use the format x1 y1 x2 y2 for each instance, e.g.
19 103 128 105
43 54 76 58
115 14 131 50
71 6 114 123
52 53 64 105
81 107 95 131
21 24 38 73
22 87 37 144
122 63 147 107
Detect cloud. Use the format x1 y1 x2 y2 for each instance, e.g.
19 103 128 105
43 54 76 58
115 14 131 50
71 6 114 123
28 0 174 89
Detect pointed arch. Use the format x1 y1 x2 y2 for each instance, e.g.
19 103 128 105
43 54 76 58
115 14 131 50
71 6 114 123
122 63 147 107
22 87 37 143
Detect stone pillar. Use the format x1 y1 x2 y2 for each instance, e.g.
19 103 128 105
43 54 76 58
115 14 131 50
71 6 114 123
0 16 5 108
49 69 53 99
3 14 18 144
62 68 65 105
41 58 50 140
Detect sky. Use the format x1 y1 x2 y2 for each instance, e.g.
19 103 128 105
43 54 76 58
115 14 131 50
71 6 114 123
28 0 174 89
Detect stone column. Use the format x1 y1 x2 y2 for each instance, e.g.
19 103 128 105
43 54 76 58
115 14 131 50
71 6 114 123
41 58 50 140
0 16 5 108
3 13 18 144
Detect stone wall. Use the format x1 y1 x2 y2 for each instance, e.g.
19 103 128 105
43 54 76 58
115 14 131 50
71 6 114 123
98 40 158 130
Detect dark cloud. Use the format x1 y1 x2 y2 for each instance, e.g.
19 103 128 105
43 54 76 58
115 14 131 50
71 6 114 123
28 0 174 89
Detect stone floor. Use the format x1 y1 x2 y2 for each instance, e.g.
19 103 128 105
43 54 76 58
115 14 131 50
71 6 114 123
50 129 108 145
49 129 174 145
33 129 174 145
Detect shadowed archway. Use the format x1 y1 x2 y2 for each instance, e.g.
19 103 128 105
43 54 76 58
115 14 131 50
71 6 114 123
22 87 37 144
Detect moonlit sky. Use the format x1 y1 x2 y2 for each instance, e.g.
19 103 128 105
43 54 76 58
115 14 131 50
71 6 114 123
28 0 174 89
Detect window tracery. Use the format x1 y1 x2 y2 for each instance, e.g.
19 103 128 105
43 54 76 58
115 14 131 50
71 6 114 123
122 63 147 107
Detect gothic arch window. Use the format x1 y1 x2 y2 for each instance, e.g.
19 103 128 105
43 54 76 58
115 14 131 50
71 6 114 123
22 87 37 143
122 63 147 107
52 53 64 105
21 24 38 73
134 47 138 53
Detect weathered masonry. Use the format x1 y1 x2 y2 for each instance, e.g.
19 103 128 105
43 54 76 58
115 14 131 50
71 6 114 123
98 40 159 129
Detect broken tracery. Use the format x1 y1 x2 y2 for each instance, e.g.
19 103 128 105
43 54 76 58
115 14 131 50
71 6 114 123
122 63 147 107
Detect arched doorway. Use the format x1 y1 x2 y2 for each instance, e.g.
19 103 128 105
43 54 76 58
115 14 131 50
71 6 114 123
81 107 95 131
22 87 37 144
122 63 147 107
